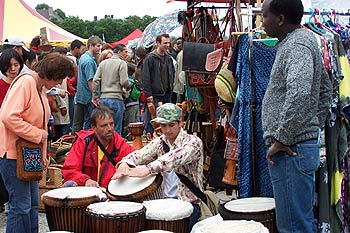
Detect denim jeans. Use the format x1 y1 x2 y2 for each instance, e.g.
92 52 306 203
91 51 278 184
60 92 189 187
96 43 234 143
188 203 200 233
268 139 320 233
100 98 125 135
145 94 171 134
83 102 95 131
0 157 39 233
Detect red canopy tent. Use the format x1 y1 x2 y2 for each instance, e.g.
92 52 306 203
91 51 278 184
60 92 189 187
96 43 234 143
111 28 143 47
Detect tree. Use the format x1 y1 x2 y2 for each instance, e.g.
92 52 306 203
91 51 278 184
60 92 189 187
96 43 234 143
44 7 157 42
36 3 49 10
54 8 66 19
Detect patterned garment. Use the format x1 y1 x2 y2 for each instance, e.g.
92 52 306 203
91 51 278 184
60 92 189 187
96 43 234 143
121 128 204 204
234 34 277 198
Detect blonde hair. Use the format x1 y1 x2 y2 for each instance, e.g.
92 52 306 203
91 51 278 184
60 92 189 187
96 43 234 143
97 49 113 64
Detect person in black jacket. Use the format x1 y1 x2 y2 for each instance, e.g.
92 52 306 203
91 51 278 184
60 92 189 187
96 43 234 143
142 33 175 136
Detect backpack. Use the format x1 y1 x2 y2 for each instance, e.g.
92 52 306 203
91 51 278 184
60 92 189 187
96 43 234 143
129 77 142 100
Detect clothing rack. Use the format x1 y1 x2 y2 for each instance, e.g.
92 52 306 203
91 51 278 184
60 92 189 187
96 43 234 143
251 8 350 16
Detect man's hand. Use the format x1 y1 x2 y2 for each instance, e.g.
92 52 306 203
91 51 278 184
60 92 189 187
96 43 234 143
127 166 150 177
92 98 100 107
266 141 296 165
112 162 130 179
85 179 99 187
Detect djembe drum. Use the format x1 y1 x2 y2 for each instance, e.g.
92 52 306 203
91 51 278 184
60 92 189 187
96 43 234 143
128 122 145 150
106 174 163 202
143 199 193 232
195 220 269 233
41 187 103 233
219 197 277 233
86 201 146 233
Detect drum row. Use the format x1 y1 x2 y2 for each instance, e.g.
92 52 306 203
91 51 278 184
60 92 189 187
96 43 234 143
42 186 193 233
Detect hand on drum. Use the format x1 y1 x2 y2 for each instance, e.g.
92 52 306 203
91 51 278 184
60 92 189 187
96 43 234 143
127 166 150 177
85 178 99 187
113 163 150 179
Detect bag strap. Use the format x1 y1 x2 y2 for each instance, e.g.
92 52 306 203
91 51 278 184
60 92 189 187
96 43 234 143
161 139 207 204
10 73 46 128
94 135 117 167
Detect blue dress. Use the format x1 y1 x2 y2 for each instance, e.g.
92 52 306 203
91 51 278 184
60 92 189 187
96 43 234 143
231 34 277 198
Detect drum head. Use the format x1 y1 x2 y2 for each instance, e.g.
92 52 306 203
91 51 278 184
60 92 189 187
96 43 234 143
87 201 144 216
224 197 275 213
42 187 103 207
197 220 269 233
143 199 193 221
107 174 162 201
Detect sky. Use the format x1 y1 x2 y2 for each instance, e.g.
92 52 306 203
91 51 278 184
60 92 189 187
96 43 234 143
23 0 189 20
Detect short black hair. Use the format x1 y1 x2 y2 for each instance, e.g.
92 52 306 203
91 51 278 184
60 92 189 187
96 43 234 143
90 105 114 127
113 44 126 53
269 0 304 24
0 49 24 75
70 39 84 50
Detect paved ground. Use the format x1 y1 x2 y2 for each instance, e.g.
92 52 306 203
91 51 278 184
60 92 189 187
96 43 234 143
0 210 49 233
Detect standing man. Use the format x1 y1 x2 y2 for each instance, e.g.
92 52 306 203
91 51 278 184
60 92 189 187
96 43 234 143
72 36 102 134
142 34 175 136
62 106 134 188
92 43 130 135
114 103 204 232
66 39 84 128
261 0 332 232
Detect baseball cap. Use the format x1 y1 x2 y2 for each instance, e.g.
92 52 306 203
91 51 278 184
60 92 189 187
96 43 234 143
4 36 30 52
151 103 182 124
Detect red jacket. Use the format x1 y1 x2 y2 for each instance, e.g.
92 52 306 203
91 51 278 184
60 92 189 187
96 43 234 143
62 130 134 188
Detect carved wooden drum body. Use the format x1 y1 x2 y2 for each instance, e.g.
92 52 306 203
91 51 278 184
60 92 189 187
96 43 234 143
42 187 103 233
86 201 146 233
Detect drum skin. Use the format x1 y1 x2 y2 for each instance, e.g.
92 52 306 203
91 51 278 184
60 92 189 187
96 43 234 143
107 174 163 202
86 205 146 233
219 203 277 233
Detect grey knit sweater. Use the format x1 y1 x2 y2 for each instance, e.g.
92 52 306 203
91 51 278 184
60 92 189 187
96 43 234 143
262 28 332 146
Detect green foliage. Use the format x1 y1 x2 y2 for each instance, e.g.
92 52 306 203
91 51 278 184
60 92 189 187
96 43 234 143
47 7 156 42
35 3 49 10
54 8 66 19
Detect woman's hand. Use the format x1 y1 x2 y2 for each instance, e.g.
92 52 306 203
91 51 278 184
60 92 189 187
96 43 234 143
40 130 48 143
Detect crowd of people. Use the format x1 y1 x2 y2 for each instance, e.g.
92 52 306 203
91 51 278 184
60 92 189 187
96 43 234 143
0 32 199 233
0 0 334 231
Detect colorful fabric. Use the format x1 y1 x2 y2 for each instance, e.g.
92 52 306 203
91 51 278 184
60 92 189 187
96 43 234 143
120 128 204 204
234 34 277 198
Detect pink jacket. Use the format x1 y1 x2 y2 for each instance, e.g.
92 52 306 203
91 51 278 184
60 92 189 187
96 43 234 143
0 74 50 160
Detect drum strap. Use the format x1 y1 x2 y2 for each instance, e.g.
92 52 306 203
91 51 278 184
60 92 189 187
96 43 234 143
162 139 208 204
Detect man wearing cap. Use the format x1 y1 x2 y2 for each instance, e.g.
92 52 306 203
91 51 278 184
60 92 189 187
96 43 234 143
92 43 130 135
114 103 204 232
1 36 32 76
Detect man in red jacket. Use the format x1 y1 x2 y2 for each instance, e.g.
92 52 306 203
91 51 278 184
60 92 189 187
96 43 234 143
62 105 134 188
